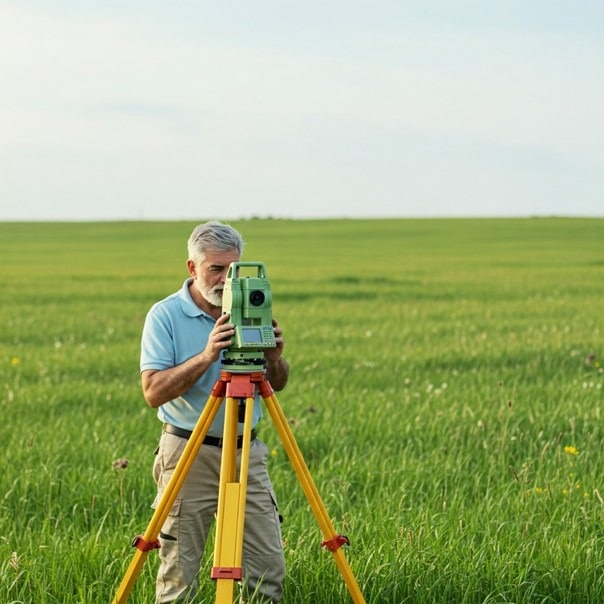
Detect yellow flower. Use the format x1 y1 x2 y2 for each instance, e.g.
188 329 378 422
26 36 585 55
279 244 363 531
271 449 278 457
10 357 20 367
564 445 578 456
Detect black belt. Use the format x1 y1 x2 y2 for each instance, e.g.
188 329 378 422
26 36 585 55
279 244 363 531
163 423 256 448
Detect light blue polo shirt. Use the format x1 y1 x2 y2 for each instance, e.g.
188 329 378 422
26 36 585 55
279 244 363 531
140 279 263 437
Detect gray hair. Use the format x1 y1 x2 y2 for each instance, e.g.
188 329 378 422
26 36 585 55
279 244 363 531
187 221 244 263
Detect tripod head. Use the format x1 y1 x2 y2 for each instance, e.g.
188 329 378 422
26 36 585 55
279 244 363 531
221 261 276 372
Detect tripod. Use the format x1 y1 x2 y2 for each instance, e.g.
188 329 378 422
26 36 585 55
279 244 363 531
112 366 366 603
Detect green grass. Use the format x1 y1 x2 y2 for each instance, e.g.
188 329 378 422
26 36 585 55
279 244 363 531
1 218 603 603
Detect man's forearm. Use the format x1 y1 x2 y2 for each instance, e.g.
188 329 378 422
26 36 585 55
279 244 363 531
266 357 289 391
142 353 214 408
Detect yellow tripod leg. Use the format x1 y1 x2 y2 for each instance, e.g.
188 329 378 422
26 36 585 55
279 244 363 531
112 391 224 604
262 390 366 604
212 396 255 604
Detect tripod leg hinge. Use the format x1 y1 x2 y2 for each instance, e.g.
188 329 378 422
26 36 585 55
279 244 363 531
211 566 243 580
321 534 350 552
131 535 161 552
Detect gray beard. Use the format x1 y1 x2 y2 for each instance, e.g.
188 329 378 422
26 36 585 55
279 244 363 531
202 287 223 308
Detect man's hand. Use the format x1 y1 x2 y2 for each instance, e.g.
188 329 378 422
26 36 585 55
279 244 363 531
203 313 235 363
265 318 289 391
264 318 284 363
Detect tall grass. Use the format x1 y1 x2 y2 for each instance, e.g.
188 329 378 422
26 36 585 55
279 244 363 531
1 218 603 603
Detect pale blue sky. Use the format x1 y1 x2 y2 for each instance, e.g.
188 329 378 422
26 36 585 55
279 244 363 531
1 1 603 220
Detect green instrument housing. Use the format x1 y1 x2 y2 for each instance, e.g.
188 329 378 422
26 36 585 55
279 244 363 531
221 262 276 370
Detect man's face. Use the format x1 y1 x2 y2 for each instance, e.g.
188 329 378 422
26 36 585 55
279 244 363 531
190 248 241 308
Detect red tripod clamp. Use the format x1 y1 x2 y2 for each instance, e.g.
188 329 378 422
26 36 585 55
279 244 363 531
211 566 243 580
131 535 161 552
321 534 350 552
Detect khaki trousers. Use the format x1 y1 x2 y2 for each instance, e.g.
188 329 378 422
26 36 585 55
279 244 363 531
152 432 285 603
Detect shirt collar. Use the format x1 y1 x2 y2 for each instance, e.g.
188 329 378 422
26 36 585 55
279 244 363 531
178 278 214 319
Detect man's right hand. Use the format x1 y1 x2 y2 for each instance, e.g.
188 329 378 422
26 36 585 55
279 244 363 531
204 313 235 363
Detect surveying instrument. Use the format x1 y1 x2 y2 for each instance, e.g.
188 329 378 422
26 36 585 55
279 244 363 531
112 262 365 603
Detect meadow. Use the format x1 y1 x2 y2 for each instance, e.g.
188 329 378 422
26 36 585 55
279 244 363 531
1 217 603 603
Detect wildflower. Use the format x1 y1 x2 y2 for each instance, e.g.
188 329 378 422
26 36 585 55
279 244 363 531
112 457 129 470
564 445 579 456
271 449 278 458
10 357 20 367
112 458 129 498
533 487 545 495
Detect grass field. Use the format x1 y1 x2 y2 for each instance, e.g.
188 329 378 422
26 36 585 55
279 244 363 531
1 218 603 603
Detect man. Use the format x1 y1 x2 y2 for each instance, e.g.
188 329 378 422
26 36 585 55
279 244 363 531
140 221 289 603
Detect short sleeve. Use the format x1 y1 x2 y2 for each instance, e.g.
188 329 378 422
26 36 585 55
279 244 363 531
140 304 176 372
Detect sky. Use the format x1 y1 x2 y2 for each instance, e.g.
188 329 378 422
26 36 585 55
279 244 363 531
1 1 603 221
